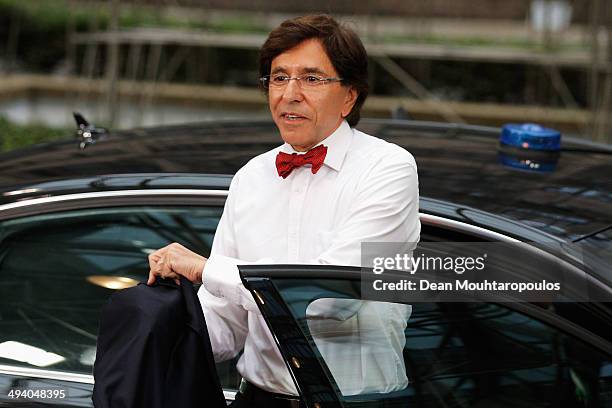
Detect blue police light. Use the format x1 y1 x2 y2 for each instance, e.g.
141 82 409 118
497 152 557 173
500 123 561 152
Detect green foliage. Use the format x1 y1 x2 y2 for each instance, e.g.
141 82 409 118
0 0 271 34
0 0 268 71
0 116 70 152
207 17 268 33
0 0 81 32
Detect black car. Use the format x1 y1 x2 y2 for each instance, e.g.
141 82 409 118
0 119 610 407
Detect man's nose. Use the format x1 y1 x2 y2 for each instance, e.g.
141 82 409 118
281 78 304 102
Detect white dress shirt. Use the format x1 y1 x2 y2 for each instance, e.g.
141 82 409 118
198 120 420 396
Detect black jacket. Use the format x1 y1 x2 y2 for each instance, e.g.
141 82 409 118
93 277 226 408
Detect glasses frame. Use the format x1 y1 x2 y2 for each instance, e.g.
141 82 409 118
260 74 344 90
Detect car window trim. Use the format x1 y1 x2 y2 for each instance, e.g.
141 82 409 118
0 189 229 221
0 363 94 384
243 278 344 408
0 364 238 400
0 189 525 244
0 189 229 212
420 213 521 242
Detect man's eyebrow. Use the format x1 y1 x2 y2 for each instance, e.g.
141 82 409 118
270 66 287 75
301 67 328 76
269 66 329 76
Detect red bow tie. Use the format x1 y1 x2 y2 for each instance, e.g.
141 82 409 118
276 144 328 179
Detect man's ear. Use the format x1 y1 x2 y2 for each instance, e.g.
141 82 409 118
341 87 358 118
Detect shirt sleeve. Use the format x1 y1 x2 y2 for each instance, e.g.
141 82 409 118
198 173 251 362
203 148 421 317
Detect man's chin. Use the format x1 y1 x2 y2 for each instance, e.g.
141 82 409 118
279 130 313 147
281 139 317 152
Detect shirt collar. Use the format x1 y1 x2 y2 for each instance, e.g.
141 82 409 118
279 120 352 172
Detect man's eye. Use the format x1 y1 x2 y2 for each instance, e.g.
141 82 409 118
271 75 289 83
305 76 322 83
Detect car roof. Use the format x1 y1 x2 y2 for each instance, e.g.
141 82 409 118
0 118 610 242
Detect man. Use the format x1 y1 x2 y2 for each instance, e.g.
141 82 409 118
148 14 420 407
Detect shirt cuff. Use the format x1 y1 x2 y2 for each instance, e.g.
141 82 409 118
202 254 266 312
202 254 241 301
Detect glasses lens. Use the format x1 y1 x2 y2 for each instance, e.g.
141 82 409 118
263 75 338 89
302 76 324 87
270 75 288 88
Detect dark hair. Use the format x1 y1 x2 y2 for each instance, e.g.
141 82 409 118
259 14 369 127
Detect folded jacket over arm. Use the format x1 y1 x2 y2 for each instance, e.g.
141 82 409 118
93 276 226 408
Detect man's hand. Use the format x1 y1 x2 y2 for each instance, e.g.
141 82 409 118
147 242 207 285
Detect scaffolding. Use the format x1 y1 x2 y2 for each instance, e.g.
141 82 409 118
589 0 612 142
4 1 611 141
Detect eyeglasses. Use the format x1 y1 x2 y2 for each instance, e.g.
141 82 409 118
260 74 343 89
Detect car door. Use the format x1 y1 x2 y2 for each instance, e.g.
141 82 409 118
238 212 612 408
240 263 612 408
0 188 243 406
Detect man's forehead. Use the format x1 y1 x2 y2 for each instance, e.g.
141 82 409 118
269 39 336 74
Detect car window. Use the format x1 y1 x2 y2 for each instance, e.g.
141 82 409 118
0 205 240 389
269 277 612 408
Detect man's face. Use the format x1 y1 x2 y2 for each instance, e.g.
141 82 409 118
268 39 357 152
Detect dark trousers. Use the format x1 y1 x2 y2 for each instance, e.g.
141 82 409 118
230 381 301 408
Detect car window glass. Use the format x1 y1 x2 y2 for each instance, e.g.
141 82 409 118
0 206 241 389
274 278 612 408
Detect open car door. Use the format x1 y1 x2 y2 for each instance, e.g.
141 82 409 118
240 265 612 408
